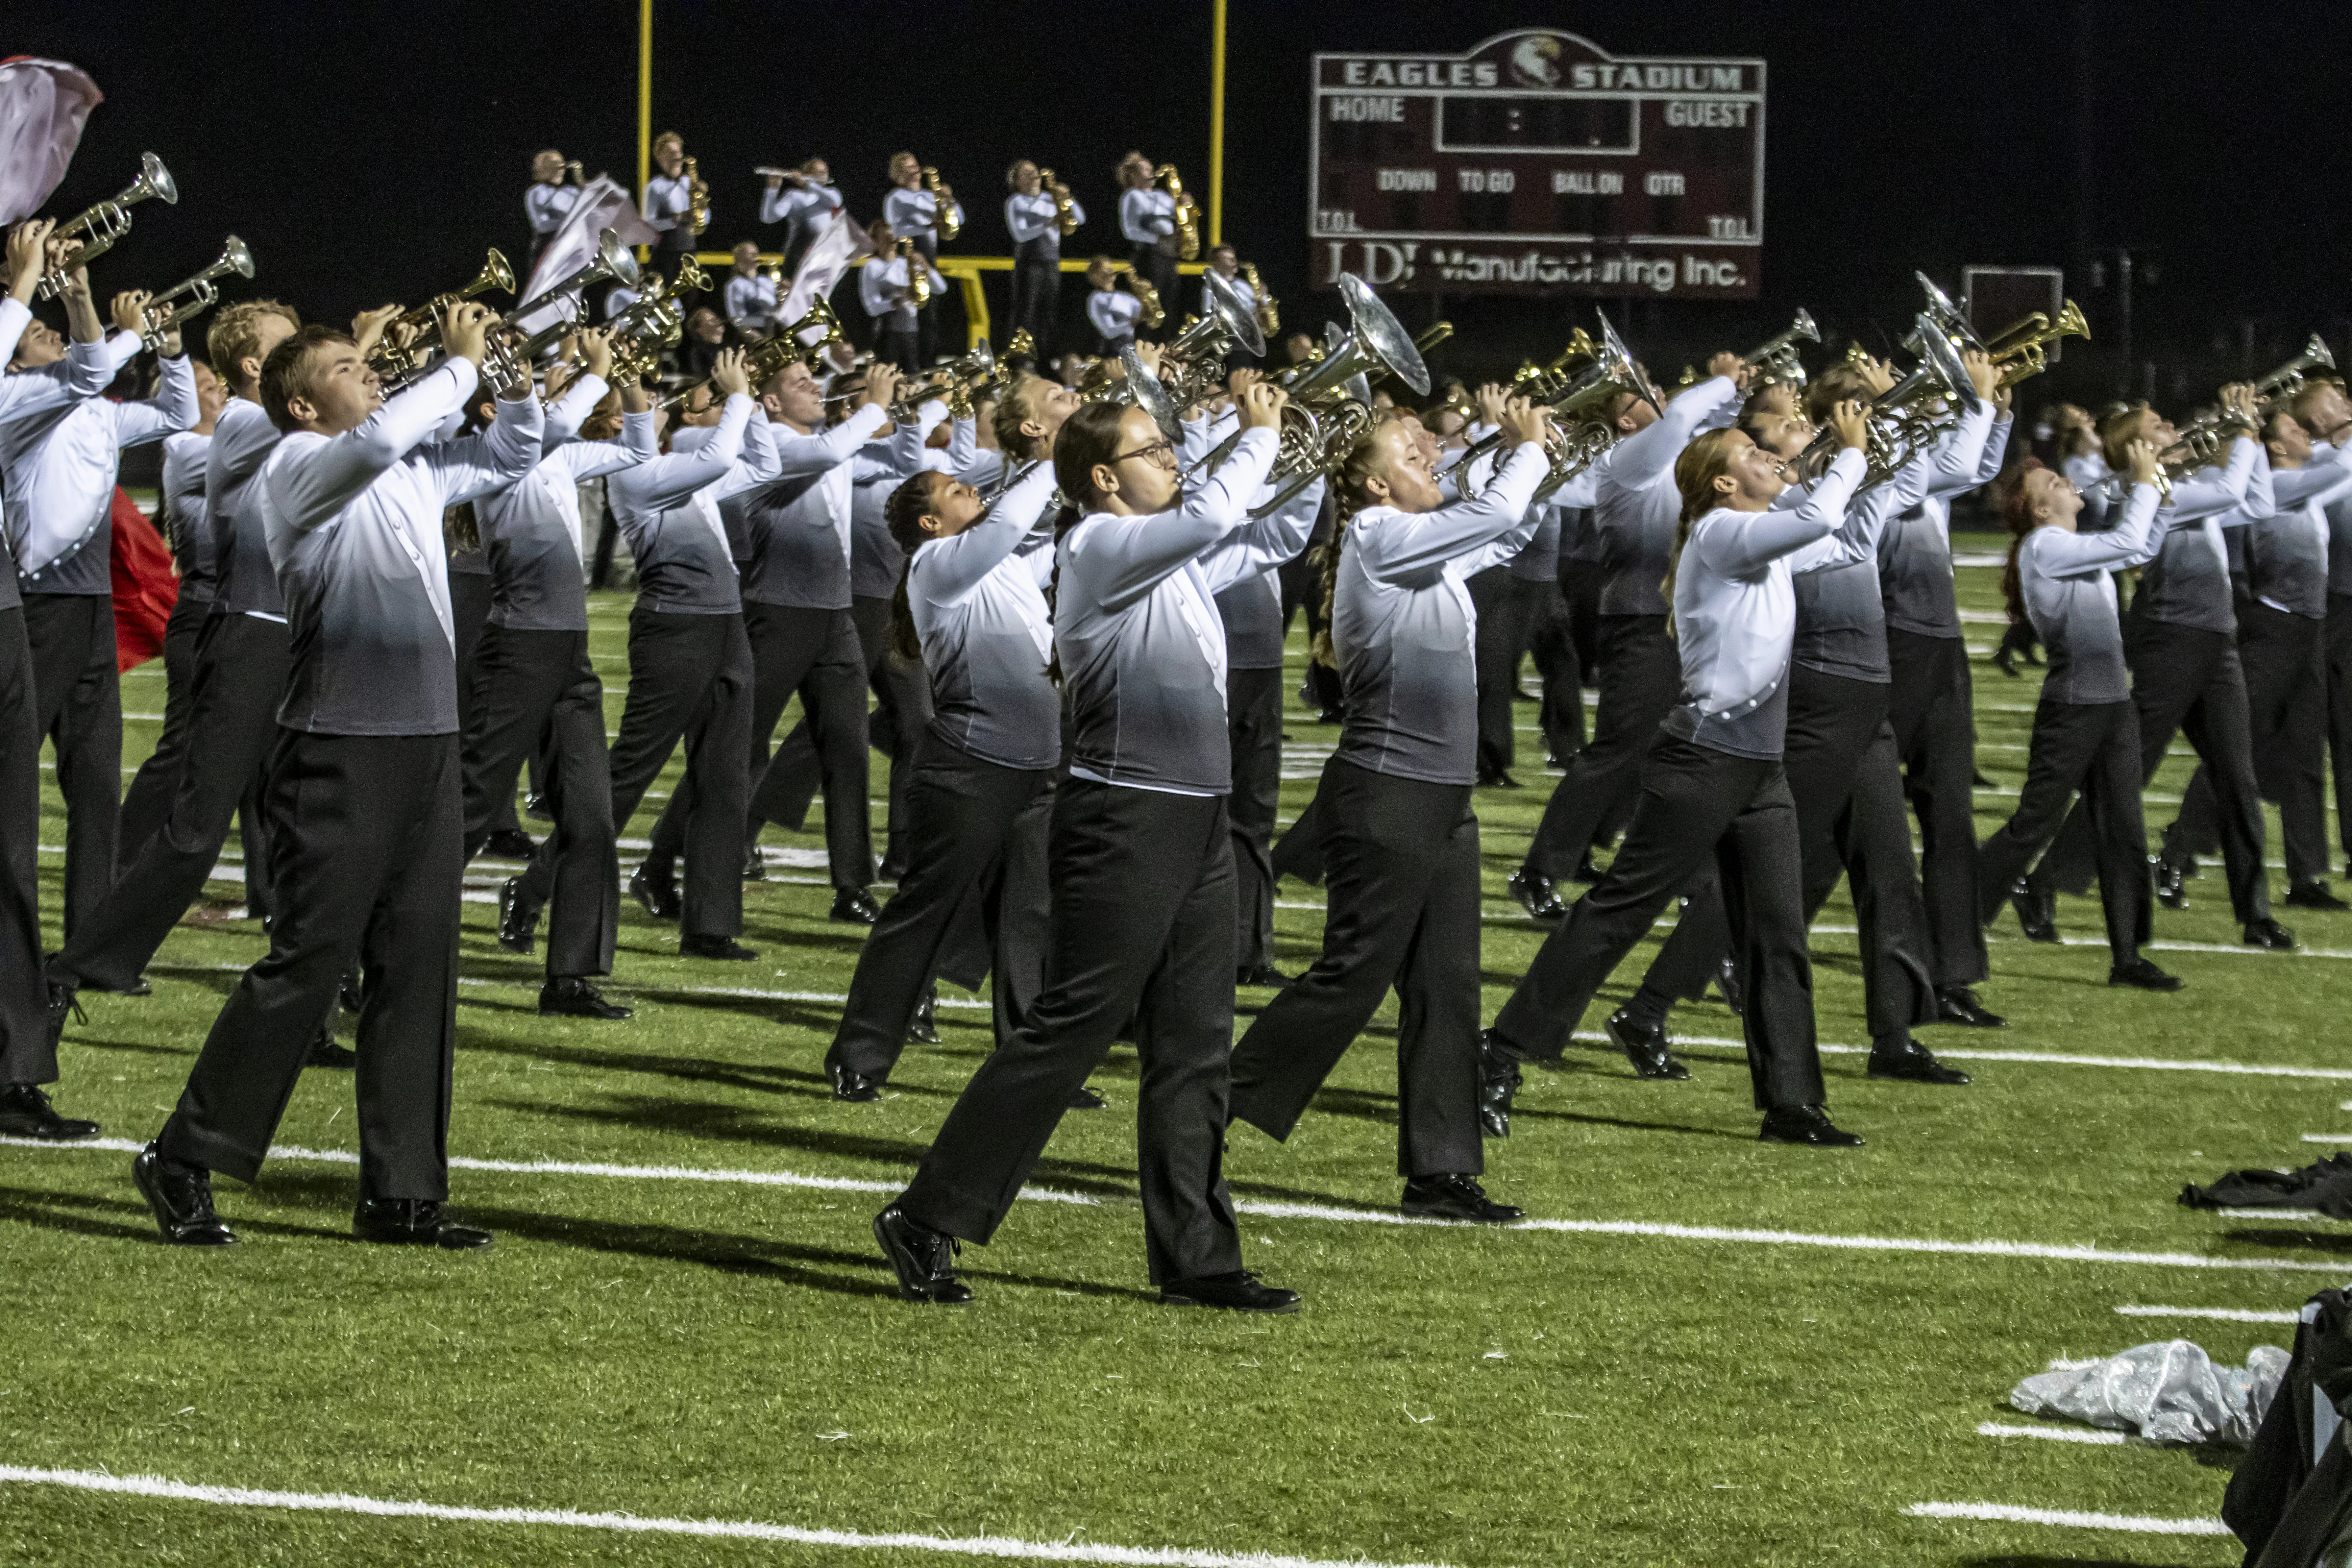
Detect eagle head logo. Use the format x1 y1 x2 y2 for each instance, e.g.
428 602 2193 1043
1509 35 1563 88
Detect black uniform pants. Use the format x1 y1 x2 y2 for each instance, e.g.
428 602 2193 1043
23 593 120 934
1008 259 1060 357
2326 594 2352 866
829 739 1051 1079
2173 603 2326 889
1130 243 1179 336
1522 614 1677 881
1226 664 1283 969
471 627 618 979
0 611 50 1083
50 613 290 994
1991 698 2152 963
118 589 210 861
1641 669 1937 1043
450 571 522 838
157 731 462 1200
1885 629 1988 985
1468 565 1518 776
899 780 1244 1285
1228 761 1483 1178
1522 574 1582 761
760 597 919 879
607 606 753 940
2042 618 2269 923
1490 737 1828 1112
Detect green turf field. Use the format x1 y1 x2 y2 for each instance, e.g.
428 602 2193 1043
0 535 2338 1566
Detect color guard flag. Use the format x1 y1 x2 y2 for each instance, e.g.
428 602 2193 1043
0 57 103 225
516 175 658 335
779 210 873 344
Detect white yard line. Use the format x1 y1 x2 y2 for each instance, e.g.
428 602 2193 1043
2114 1304 2300 1323
1974 1422 2127 1445
0 1465 1449 1568
1904 1500 2230 1536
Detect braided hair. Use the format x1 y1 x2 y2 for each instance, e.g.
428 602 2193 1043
883 471 950 663
1309 408 1408 669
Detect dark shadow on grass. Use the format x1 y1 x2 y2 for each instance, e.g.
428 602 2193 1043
462 1204 898 1299
460 1032 844 1099
2220 1226 2352 1256
1507 1105 1755 1141
0 1182 345 1244
62 1035 189 1058
1302 1085 1399 1126
1956 1559 2214 1568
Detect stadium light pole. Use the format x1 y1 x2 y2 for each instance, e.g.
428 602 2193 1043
1208 0 1227 246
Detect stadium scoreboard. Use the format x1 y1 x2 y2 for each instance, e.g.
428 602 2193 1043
1309 30 1765 300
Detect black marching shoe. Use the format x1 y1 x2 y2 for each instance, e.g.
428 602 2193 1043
524 792 552 823
339 965 364 1016
1866 1037 1971 1085
1508 866 1568 922
680 933 759 961
41 970 82 1055
830 888 881 925
1477 1030 1522 1138
2152 855 2189 911
1992 642 2020 678
873 1204 972 1303
541 976 633 1020
353 1198 493 1250
1714 955 1745 1016
630 862 681 921
1067 1085 1106 1111
307 1029 357 1069
742 842 767 881
2009 878 2060 943
907 985 939 1044
0 1083 99 1140
497 878 540 956
131 1144 236 1246
1159 1269 1300 1314
1235 963 1292 988
2243 917 2298 951
1476 766 1520 789
1401 1173 1524 1224
483 827 537 860
1933 984 2005 1028
830 1061 883 1102
1570 850 1603 885
1758 1104 1865 1147
1606 1007 1691 1081
2109 956 2183 992
2286 882 2351 912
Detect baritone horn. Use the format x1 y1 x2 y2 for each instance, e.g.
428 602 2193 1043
41 152 179 297
1741 308 1820 388
139 235 254 349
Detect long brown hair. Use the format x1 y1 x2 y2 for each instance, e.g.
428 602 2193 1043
1999 458 2046 633
884 471 948 663
1661 427 1746 636
1041 400 1136 684
1309 411 1404 668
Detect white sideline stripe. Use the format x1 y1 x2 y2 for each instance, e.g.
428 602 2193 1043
10 1136 2343 1273
0 1465 1449 1568
1975 1422 2126 1446
2302 1134 2352 1144
2115 1304 2300 1323
1904 1500 2230 1536
1573 1029 2352 1081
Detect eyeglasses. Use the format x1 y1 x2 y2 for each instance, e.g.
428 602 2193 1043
1112 438 1176 469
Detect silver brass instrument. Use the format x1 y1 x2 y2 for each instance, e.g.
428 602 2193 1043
41 152 178 297
1156 272 1268 410
1442 309 1643 484
1905 271 1986 354
138 235 253 350
2255 334 2336 409
1741 308 1819 389
1799 310 1980 486
414 231 637 395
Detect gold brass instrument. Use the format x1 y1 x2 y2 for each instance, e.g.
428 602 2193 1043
1741 308 1820 388
1155 164 1201 261
1676 366 1699 390
458 229 641 393
1037 168 1079 237
1429 384 1477 426
1006 327 1037 360
778 296 852 368
1443 310 1640 485
682 156 710 237
40 152 178 298
1241 262 1280 338
1155 271 1267 410
1226 274 1431 514
138 235 254 350
371 249 516 378
1798 310 1982 486
1415 320 1455 354
609 294 683 384
670 253 711 296
922 167 961 242
1124 269 1162 329
1990 299 2089 389
896 239 933 310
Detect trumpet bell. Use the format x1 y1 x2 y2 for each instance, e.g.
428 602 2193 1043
1790 307 1819 344
219 235 255 278
1116 345 1182 441
1596 309 1660 413
1908 309 1983 414
136 152 178 207
1202 271 1267 359
2306 333 2337 373
599 229 643 291
1914 270 1985 352
1339 273 1429 397
481 248 516 296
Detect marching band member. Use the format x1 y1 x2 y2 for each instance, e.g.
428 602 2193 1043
859 222 938 374
7 269 197 934
882 152 960 362
1083 256 1141 354
1510 354 1745 918
1227 392 1551 1221
1004 160 1082 356
467 329 654 1018
2025 390 2292 951
1200 245 1256 322
447 485 532 861
641 131 699 257
640 359 903 926
1977 445 2175 987
0 220 129 1142
2300 382 2352 866
723 241 778 334
524 150 583 269
1481 401 1878 1148
1115 151 1179 332
873 382 1300 1312
131 302 542 1249
759 159 842 273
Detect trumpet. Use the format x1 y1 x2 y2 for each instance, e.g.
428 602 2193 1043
671 253 712 296
40 152 178 298
780 296 852 368
2254 334 2336 409
138 236 254 350
682 156 710 236
1240 261 1280 338
1221 274 1430 514
1124 269 1162 329
1037 168 1079 237
1444 312 1641 483
1415 320 1455 354
470 230 646 389
609 292 685 384
371 249 516 376
922 167 961 242
1006 327 1037 360
1990 299 2090 389
1155 163 1201 261
1741 308 1820 388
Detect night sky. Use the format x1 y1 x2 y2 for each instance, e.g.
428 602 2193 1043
14 0 2352 411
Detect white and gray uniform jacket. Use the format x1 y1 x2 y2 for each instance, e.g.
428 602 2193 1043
908 460 1062 770
525 181 579 238
759 180 844 248
2249 443 2352 621
850 400 951 602
8 331 194 593
2132 435 2261 635
1055 429 1285 793
1179 405 1325 672
1661 447 1871 760
260 359 542 735
0 305 123 610
478 375 657 632
1593 375 1741 617
729 403 895 611
722 273 779 332
161 429 215 604
1877 413 2011 640
1119 187 1177 250
641 171 693 239
208 395 290 621
1332 442 1549 785
2020 485 2163 705
859 255 944 335
604 395 763 614
1005 191 1085 261
1085 288 1143 347
882 186 962 261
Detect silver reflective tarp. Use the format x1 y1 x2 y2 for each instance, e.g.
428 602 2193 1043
2010 1339 2292 1446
